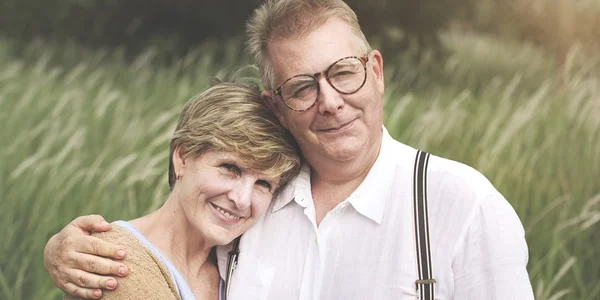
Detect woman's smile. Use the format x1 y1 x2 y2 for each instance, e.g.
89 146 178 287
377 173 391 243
209 202 245 224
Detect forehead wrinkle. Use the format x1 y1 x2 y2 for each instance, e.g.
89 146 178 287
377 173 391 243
275 46 341 86
269 21 366 85
270 47 315 86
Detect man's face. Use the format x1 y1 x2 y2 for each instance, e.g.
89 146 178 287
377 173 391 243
263 18 385 165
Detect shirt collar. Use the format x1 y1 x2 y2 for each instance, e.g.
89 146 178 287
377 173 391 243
346 126 396 224
271 126 397 224
271 163 312 213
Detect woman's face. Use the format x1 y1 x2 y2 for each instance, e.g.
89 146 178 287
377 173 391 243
174 150 280 246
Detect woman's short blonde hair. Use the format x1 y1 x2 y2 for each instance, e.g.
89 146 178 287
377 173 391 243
246 0 372 90
168 82 301 190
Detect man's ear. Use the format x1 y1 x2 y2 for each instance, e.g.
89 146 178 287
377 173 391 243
261 90 289 129
369 50 385 96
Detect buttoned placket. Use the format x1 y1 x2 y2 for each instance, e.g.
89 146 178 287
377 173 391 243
298 199 351 300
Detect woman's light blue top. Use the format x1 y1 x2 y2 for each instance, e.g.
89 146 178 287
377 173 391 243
113 220 224 300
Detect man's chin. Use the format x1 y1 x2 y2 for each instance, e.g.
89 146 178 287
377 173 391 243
320 144 365 162
299 135 367 163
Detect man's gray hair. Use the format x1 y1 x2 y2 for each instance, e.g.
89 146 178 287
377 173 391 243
246 0 372 90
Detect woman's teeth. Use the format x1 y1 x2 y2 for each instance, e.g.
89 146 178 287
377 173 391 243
215 206 241 220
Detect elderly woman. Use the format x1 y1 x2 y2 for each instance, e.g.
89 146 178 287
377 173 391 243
62 82 301 300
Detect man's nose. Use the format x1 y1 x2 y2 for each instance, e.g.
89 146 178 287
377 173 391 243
316 76 345 115
228 178 253 211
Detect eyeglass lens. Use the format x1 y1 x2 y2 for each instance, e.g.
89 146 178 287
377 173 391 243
281 57 365 111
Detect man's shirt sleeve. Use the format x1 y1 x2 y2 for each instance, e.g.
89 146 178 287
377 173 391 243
452 193 535 299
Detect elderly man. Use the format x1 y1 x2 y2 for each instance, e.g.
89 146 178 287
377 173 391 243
44 0 534 299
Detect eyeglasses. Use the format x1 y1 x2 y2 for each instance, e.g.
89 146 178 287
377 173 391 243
273 55 369 112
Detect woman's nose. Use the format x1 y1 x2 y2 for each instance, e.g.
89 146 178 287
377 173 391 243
228 178 254 211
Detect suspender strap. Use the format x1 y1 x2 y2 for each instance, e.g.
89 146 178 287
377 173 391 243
225 151 435 299
413 150 436 300
225 236 241 300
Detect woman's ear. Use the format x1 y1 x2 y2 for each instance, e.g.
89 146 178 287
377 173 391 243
172 146 186 179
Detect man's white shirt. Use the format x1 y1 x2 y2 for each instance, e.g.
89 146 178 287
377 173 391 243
217 127 534 300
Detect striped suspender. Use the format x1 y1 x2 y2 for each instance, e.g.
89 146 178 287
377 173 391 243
225 236 241 300
413 150 436 300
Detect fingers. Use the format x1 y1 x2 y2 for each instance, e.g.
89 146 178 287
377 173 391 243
70 215 112 234
74 235 127 261
61 282 103 299
65 267 119 290
73 252 129 277
43 215 128 297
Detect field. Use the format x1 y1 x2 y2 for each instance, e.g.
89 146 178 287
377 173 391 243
0 32 599 299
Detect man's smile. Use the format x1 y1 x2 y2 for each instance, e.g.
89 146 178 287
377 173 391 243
316 118 356 133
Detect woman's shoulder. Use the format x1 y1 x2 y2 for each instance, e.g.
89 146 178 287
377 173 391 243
64 223 181 300
91 223 139 245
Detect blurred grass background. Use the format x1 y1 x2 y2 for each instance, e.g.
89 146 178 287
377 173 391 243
1 0 599 299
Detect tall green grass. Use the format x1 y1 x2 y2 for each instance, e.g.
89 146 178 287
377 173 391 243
1 33 599 299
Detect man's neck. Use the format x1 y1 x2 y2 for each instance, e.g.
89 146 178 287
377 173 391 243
308 133 382 225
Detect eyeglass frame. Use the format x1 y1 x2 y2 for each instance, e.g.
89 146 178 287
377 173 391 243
272 54 370 112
